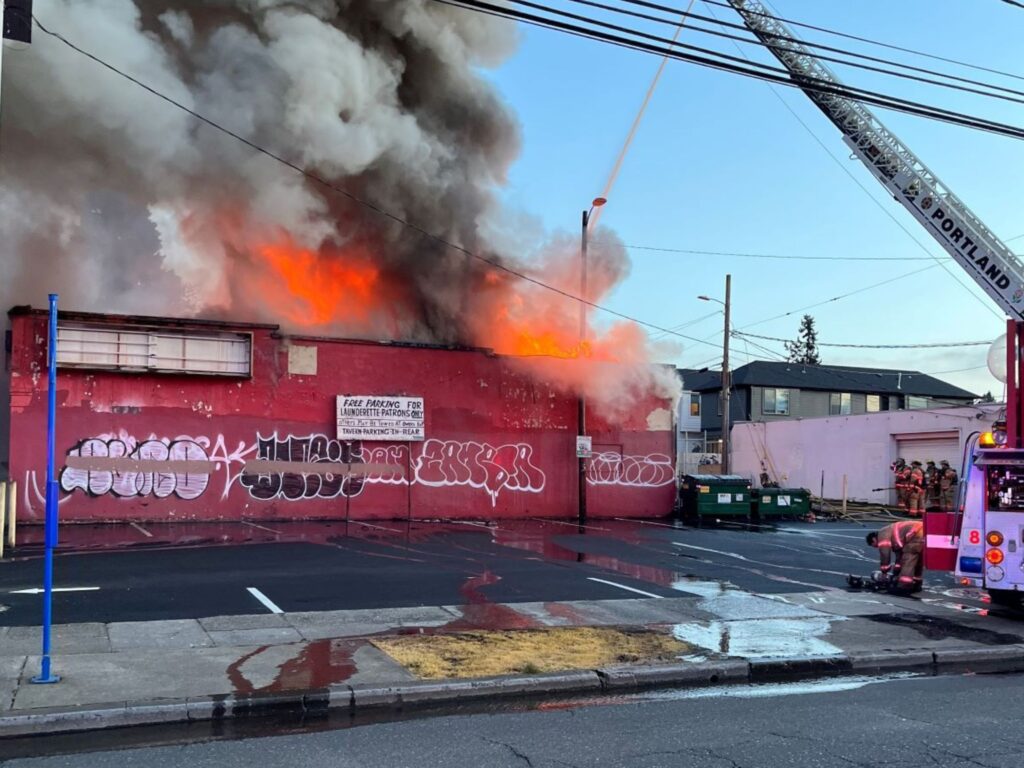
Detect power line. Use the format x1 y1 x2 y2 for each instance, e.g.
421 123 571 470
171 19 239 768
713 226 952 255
733 330 994 350
435 0 1024 141
696 1 1002 321
741 264 940 329
31 16 722 351
697 0 1024 84
621 244 939 261
570 0 1024 106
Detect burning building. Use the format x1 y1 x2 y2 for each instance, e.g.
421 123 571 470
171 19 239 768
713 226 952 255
5 307 676 523
0 2 681 521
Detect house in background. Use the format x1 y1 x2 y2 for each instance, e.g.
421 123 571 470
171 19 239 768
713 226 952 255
681 360 978 442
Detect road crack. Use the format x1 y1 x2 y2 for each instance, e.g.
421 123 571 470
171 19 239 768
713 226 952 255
483 737 535 767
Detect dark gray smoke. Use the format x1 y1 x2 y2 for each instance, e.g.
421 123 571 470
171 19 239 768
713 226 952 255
0 0 521 341
0 0 681 413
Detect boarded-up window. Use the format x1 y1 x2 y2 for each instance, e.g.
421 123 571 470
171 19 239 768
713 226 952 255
56 324 251 377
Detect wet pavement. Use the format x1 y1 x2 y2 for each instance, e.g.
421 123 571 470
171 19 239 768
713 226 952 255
3 516 1023 741
0 518 940 626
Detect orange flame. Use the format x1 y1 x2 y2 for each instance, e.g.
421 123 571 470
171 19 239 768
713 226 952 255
253 236 399 330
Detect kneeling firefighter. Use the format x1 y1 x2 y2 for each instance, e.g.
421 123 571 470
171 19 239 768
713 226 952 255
866 520 924 594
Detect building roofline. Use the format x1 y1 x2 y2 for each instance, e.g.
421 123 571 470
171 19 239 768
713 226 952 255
8 305 281 332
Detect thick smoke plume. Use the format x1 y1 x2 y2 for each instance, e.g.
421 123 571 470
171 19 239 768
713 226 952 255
0 0 679 414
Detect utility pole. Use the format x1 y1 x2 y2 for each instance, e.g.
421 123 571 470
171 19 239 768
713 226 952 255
721 274 732 475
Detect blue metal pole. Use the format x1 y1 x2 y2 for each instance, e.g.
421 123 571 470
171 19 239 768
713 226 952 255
32 294 60 684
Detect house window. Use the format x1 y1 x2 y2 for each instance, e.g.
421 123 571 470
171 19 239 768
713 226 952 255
689 398 701 417
866 394 881 413
763 387 790 416
829 392 852 416
906 395 929 410
57 324 251 377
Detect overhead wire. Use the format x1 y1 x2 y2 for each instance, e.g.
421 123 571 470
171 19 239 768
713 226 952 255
563 0 1024 105
732 331 995 349
696 0 1002 321
620 244 939 261
31 15 725 351
434 0 1024 141
697 0 1024 85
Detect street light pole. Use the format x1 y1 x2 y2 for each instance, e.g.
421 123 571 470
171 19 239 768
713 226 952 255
721 274 732 475
578 197 606 526
578 208 589 526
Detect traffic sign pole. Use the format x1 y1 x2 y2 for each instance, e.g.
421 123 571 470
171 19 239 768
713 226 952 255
31 293 60 685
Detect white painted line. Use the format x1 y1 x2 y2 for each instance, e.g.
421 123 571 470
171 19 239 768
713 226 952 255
615 518 684 530
242 521 282 534
532 517 610 532
355 521 401 532
247 587 284 614
9 586 100 595
449 520 493 529
587 577 664 599
130 522 153 538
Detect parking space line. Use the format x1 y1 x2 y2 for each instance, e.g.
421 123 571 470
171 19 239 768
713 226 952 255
247 587 284 614
242 521 282 534
130 522 153 538
615 518 684 530
531 518 610 532
355 521 401 532
587 577 664 599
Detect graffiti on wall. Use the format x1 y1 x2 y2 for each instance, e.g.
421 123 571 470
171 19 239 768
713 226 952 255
61 435 215 499
58 430 665 507
412 439 546 507
587 452 675 488
58 431 256 501
238 433 406 501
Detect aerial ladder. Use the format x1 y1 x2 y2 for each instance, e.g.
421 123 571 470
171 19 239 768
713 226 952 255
727 0 1024 606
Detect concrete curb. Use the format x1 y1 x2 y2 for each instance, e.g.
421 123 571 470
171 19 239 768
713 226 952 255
5 646 1024 738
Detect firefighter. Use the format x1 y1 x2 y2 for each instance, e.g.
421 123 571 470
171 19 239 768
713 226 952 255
891 458 908 509
866 519 924 594
939 459 959 512
925 460 941 510
907 460 926 517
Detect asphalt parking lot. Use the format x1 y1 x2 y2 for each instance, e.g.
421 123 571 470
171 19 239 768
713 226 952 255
0 517 967 626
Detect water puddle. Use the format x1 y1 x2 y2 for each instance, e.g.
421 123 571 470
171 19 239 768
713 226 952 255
640 672 922 701
670 617 844 659
668 576 845 659
226 638 361 694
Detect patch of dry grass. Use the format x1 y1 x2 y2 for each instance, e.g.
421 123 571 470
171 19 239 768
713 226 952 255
372 627 690 679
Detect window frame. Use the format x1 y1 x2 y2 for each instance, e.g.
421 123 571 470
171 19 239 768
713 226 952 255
763 387 791 416
866 394 881 413
55 323 253 378
689 397 701 418
829 392 852 416
906 395 929 410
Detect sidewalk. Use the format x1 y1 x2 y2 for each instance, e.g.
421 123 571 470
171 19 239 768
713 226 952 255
3 587 1024 737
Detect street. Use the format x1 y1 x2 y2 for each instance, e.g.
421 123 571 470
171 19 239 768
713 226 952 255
0 518 977 626
5 670 1022 766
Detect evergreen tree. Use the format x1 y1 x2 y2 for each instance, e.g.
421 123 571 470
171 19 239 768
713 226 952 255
976 391 995 404
785 315 821 365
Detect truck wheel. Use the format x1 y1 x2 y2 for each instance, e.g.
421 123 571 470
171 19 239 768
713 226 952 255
987 589 1023 609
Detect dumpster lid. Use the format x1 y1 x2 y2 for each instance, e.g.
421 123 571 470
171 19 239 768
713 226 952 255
684 474 750 484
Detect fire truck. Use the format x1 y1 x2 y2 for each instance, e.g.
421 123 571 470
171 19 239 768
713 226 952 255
726 1 1024 607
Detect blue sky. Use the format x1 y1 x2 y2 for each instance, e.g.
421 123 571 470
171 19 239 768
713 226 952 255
479 0 1024 397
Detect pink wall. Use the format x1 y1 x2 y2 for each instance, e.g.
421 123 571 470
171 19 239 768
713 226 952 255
7 309 675 523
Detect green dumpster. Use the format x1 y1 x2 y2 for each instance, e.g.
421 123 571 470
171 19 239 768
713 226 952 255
678 474 752 522
755 487 811 518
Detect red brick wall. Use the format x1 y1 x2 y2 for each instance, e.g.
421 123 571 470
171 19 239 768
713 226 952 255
7 311 675 523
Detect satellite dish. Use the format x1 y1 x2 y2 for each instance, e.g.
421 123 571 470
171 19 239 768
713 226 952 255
988 334 1007 383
